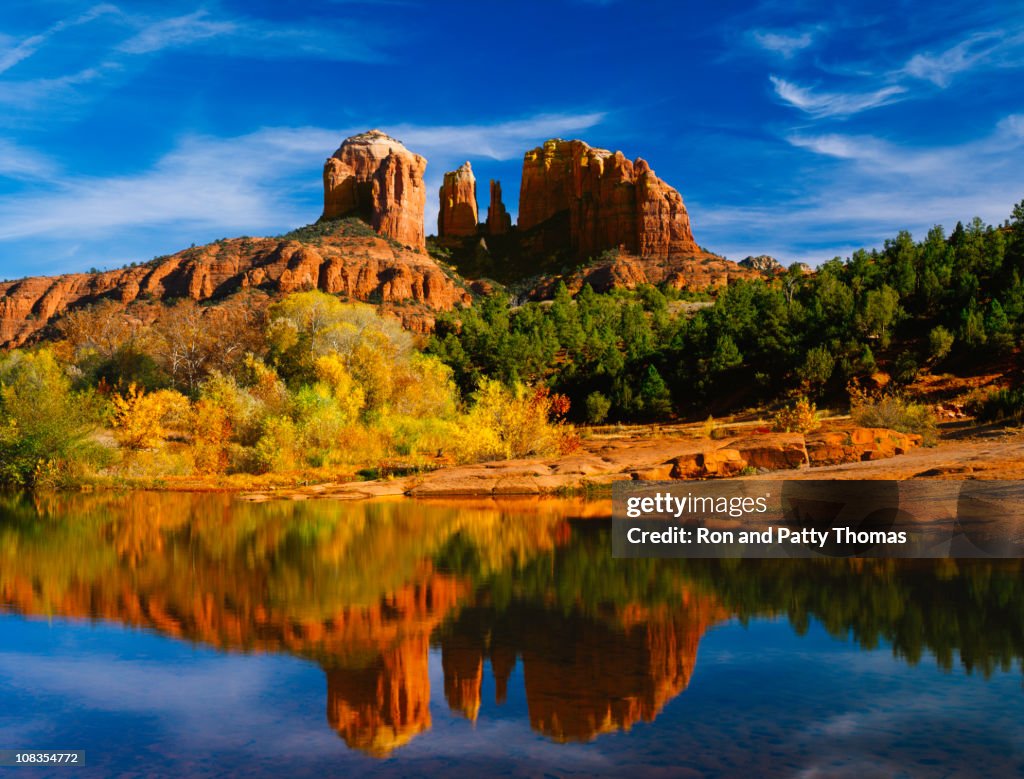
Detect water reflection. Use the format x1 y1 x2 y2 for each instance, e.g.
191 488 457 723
0 491 1021 759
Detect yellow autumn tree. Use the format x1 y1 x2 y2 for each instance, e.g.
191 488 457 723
455 379 574 463
191 399 232 475
110 384 190 450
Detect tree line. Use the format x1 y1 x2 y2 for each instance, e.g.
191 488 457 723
429 203 1024 421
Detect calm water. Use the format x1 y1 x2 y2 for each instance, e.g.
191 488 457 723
0 492 1022 777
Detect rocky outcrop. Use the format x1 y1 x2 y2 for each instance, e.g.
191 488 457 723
806 428 923 466
0 227 471 347
437 162 478 238
323 129 427 249
739 255 783 273
517 138 699 261
486 180 511 236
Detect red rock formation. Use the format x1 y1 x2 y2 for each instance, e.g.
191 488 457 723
634 158 697 259
517 138 700 261
323 129 401 219
486 180 511 236
489 645 517 704
520 597 726 742
322 129 427 250
0 228 471 348
441 635 485 721
438 162 478 238
327 636 432 756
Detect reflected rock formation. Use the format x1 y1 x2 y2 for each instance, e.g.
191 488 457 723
326 635 433 756
441 634 486 721
434 595 726 743
523 602 723 742
6 493 1017 758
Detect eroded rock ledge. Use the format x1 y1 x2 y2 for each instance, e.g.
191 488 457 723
242 427 925 501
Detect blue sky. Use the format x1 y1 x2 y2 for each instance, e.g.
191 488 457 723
0 0 1021 278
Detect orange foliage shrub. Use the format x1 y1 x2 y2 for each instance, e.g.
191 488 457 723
110 384 190 450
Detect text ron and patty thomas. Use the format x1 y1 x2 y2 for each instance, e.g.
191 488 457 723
624 524 909 548
622 491 909 548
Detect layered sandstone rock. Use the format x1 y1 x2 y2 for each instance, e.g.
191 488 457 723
517 138 700 261
323 129 427 249
437 162 478 238
0 229 471 348
485 180 511 236
806 427 923 466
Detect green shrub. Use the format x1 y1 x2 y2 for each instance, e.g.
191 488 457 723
585 391 611 424
928 326 954 362
851 394 937 445
0 349 108 487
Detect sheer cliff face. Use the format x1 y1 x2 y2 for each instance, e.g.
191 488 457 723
323 129 427 250
518 138 699 261
437 162 478 239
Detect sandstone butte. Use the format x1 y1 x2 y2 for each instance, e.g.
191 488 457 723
322 129 428 250
437 161 478 238
434 136 773 295
0 129 779 348
518 138 700 260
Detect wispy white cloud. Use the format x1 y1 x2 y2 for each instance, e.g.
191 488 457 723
752 29 815 59
116 10 237 55
0 3 119 75
116 9 387 63
769 26 1024 121
787 114 1024 174
0 62 120 110
904 31 1004 86
0 4 391 124
390 112 606 161
696 115 1024 264
769 75 906 118
0 139 58 180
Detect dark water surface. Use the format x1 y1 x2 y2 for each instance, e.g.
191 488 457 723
0 492 1021 777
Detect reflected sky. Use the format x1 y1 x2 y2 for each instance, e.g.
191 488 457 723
0 492 1022 777
2 614 1022 778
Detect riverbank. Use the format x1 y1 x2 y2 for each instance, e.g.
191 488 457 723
232 418 1024 502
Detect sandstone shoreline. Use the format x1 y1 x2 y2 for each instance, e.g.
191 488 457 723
239 421 1024 503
